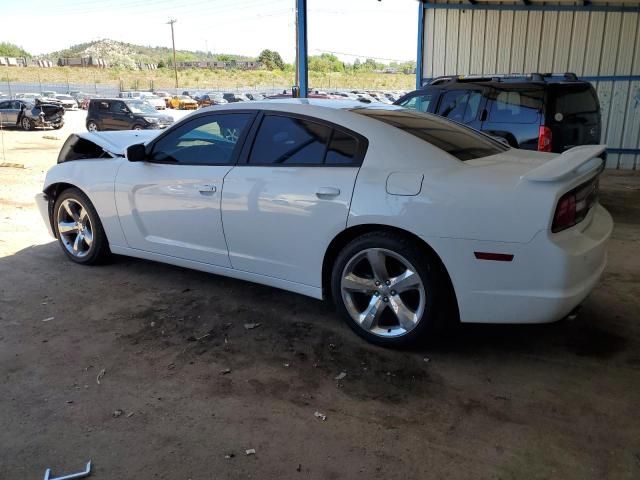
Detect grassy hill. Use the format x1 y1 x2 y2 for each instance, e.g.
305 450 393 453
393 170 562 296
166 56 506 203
42 39 253 69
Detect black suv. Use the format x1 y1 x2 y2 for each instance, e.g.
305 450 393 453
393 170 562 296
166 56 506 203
86 98 174 132
395 73 601 153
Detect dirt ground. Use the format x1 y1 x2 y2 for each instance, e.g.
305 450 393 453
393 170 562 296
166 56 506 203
1 113 639 479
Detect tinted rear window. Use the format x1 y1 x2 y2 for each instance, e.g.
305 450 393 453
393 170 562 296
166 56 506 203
351 108 508 161
551 85 599 116
487 88 543 124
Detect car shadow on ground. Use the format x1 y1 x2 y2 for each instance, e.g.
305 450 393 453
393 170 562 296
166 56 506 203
2 239 636 406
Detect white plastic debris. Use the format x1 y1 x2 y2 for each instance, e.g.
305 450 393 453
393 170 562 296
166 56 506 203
245 449 256 455
244 323 261 330
314 411 327 421
42 317 55 322
334 372 347 381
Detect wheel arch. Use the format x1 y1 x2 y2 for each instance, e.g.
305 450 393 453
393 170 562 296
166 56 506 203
322 223 460 321
43 182 88 237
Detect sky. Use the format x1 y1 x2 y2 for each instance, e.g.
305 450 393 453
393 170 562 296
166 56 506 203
0 0 418 64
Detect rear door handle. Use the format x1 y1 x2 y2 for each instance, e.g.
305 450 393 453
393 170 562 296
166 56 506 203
197 184 217 195
316 187 340 199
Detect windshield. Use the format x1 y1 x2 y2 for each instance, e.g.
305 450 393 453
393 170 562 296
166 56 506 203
142 95 160 100
178 96 191 100
126 101 157 114
56 95 73 100
351 107 509 161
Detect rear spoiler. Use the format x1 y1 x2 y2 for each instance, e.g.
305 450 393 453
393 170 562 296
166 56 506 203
522 145 606 182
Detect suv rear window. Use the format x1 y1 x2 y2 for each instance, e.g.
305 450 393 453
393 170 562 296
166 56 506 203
551 85 599 116
488 88 543 124
352 108 508 161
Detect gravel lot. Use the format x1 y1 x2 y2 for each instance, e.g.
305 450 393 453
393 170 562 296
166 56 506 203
1 111 639 479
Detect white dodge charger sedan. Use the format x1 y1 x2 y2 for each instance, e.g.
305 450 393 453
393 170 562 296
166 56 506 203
36 100 613 346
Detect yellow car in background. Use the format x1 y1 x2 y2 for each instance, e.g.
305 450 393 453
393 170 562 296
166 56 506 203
169 95 198 110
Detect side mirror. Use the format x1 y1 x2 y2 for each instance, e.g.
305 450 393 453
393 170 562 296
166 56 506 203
126 143 147 162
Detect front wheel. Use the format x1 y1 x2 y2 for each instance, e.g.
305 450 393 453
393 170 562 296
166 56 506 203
331 232 446 347
132 124 143 131
87 121 98 132
53 188 110 265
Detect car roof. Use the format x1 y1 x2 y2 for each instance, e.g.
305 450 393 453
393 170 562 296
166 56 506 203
205 98 404 111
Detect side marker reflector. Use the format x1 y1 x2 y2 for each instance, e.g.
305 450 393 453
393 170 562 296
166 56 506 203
474 252 514 262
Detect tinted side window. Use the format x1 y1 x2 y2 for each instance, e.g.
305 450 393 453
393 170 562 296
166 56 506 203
151 113 252 165
399 93 434 113
110 101 127 113
551 86 599 116
326 130 359 165
351 108 508 161
488 88 542 124
437 90 470 122
249 115 331 165
0 101 9 109
97 101 110 110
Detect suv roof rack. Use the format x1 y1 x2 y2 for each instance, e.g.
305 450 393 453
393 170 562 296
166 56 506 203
428 72 580 85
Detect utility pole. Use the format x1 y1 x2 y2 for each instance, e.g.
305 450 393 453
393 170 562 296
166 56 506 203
167 19 178 90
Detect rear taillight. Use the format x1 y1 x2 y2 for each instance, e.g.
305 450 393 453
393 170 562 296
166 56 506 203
538 126 552 152
552 178 599 233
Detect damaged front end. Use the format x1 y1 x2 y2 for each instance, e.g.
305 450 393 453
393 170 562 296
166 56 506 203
28 100 65 129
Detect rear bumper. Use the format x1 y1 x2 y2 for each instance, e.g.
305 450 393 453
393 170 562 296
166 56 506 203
35 192 55 237
425 204 613 324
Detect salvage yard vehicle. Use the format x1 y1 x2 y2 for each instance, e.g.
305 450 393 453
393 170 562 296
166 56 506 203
85 98 174 132
0 98 65 130
395 73 601 153
54 94 79 110
36 100 612 347
196 93 228 107
139 93 167 110
169 95 198 110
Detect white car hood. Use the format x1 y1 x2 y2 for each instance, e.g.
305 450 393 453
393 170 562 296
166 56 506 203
76 130 160 156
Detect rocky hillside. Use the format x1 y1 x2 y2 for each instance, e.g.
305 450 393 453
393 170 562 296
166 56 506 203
42 39 251 69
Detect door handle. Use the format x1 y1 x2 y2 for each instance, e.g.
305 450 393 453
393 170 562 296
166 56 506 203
197 184 217 195
316 187 340 199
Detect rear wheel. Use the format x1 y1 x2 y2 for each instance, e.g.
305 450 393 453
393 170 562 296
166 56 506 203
53 188 110 265
331 232 446 347
21 117 33 131
132 124 143 131
87 121 98 132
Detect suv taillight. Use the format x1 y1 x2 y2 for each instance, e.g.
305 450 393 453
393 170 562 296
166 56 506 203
552 178 599 233
538 126 552 152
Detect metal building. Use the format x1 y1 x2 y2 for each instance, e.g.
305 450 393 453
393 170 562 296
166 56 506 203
417 1 640 169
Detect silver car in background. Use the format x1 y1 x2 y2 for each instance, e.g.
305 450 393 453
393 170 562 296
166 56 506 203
0 99 65 130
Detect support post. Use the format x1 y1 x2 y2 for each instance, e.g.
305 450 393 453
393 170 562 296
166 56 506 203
296 0 308 98
416 1 425 89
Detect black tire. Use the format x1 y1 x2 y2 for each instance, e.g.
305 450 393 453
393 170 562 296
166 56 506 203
86 120 99 132
331 231 449 347
21 117 33 131
132 124 144 131
53 187 110 265
53 123 64 130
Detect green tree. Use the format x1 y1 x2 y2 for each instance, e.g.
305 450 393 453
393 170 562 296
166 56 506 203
0 42 31 57
271 51 284 70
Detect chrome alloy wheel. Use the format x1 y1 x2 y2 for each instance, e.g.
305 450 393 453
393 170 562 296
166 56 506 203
57 199 93 258
340 248 426 338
